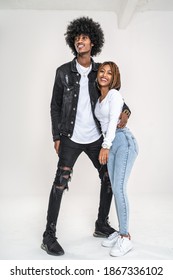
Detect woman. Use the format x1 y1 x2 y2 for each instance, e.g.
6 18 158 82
95 61 138 257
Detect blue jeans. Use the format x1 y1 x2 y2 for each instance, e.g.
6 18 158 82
107 127 139 235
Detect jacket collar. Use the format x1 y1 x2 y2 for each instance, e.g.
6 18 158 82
71 57 98 73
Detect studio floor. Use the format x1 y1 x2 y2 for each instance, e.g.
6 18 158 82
0 192 173 260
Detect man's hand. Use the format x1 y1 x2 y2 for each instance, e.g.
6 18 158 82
117 111 129 128
54 140 60 154
99 148 109 165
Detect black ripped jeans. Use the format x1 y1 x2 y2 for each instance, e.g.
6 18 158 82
45 135 113 234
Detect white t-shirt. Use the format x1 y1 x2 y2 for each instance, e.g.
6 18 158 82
95 89 124 148
71 61 101 144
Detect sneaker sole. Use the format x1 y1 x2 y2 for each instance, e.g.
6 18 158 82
93 231 109 238
41 243 64 256
110 246 133 257
102 240 118 248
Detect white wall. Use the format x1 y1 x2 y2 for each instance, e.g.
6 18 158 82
0 10 173 198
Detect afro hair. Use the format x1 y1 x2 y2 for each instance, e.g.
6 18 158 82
64 16 104 57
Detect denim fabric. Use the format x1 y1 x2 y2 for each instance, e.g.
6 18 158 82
45 135 113 232
57 135 103 171
107 127 138 235
51 58 131 141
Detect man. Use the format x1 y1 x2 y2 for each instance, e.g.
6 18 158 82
41 17 130 256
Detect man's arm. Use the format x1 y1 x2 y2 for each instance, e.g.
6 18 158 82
117 102 131 128
50 68 63 141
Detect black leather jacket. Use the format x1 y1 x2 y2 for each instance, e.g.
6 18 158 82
51 58 130 141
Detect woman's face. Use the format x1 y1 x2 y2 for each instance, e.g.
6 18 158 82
97 64 113 90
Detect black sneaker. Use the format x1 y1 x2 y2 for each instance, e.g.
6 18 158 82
41 232 64 256
93 220 116 237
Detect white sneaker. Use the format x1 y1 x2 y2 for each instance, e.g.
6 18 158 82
110 236 133 257
101 231 119 247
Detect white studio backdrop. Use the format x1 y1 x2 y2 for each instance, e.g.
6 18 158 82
0 9 173 199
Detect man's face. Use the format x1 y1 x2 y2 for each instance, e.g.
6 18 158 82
74 34 93 55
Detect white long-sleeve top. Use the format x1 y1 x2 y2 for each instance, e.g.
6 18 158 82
95 89 124 148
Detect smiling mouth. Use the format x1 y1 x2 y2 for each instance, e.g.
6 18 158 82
77 44 85 49
100 78 108 82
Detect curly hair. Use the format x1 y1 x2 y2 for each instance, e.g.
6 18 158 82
64 17 104 57
97 61 121 91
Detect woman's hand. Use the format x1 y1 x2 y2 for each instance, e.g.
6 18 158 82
99 148 109 165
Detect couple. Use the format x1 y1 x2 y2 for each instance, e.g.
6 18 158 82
41 17 138 257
